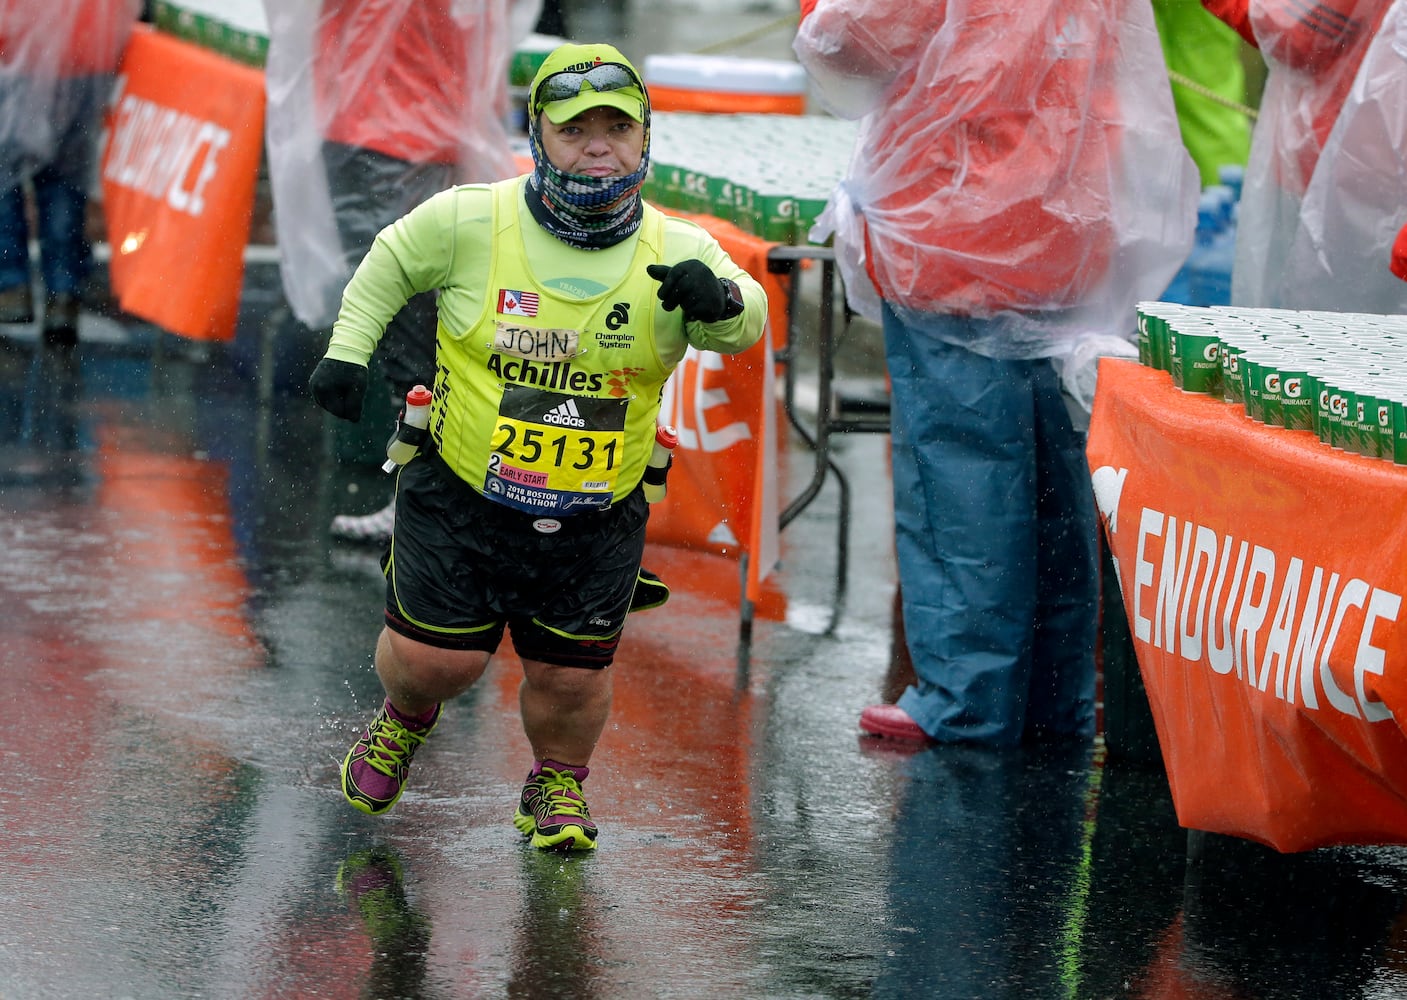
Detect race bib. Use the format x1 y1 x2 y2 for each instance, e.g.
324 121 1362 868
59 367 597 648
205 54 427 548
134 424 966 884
483 384 628 515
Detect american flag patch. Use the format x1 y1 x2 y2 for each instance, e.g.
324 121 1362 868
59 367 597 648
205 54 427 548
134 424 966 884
497 289 540 317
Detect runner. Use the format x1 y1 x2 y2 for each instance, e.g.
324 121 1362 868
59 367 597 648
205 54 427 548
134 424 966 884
309 42 767 849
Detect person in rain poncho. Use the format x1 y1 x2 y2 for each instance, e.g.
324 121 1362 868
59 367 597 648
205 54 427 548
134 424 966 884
0 0 141 352
1202 0 1407 314
794 0 1199 745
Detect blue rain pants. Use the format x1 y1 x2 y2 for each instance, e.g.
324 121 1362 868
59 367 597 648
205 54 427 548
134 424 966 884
884 304 1098 744
0 163 89 298
0 76 108 300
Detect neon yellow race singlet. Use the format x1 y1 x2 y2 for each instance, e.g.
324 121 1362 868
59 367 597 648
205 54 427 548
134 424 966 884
430 178 673 517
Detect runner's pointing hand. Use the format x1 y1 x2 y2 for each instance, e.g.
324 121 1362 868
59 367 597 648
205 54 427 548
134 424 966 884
646 260 743 323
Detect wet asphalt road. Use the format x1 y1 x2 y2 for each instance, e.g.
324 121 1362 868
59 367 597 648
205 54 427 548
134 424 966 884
5 3 1407 993
3 268 1407 1000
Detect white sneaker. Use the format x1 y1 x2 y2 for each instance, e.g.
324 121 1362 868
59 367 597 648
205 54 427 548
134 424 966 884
330 497 395 543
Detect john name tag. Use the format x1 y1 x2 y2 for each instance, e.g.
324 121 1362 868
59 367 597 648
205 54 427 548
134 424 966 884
494 322 580 362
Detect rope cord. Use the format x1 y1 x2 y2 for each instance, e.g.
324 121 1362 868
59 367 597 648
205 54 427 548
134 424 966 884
1169 68 1260 121
690 13 799 55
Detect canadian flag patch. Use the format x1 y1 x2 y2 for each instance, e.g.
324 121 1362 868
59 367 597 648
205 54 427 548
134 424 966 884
497 289 540 317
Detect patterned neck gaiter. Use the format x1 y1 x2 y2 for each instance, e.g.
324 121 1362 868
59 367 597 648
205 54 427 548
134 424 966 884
523 115 651 251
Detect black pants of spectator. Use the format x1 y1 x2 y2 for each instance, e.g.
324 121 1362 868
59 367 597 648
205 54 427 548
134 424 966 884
322 141 454 400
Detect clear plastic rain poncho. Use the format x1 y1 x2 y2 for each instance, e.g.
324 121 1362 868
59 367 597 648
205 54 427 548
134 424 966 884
261 0 541 329
793 0 1199 374
1232 0 1407 313
0 0 141 191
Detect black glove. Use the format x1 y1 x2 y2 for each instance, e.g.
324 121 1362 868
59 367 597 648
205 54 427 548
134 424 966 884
646 260 742 323
309 357 369 422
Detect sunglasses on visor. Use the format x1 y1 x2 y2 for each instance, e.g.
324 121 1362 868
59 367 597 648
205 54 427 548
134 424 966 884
534 63 641 111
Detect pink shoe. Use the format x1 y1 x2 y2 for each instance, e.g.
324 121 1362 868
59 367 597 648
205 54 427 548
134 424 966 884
859 704 934 744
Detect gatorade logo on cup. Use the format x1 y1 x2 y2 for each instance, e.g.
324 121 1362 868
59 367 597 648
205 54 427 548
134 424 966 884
1380 405 1392 429
1203 343 1220 363
1283 377 1303 399
1265 372 1281 393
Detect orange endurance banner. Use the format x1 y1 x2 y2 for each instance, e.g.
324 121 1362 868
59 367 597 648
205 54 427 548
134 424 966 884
1087 358 1407 851
101 25 265 342
645 210 790 607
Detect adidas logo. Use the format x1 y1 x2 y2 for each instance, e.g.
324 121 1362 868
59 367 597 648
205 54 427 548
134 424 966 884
543 398 586 428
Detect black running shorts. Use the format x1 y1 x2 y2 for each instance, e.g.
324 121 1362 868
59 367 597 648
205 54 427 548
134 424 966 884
382 451 648 668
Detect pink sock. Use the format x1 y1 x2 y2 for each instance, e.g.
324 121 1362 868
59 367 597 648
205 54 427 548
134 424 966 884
385 699 439 729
